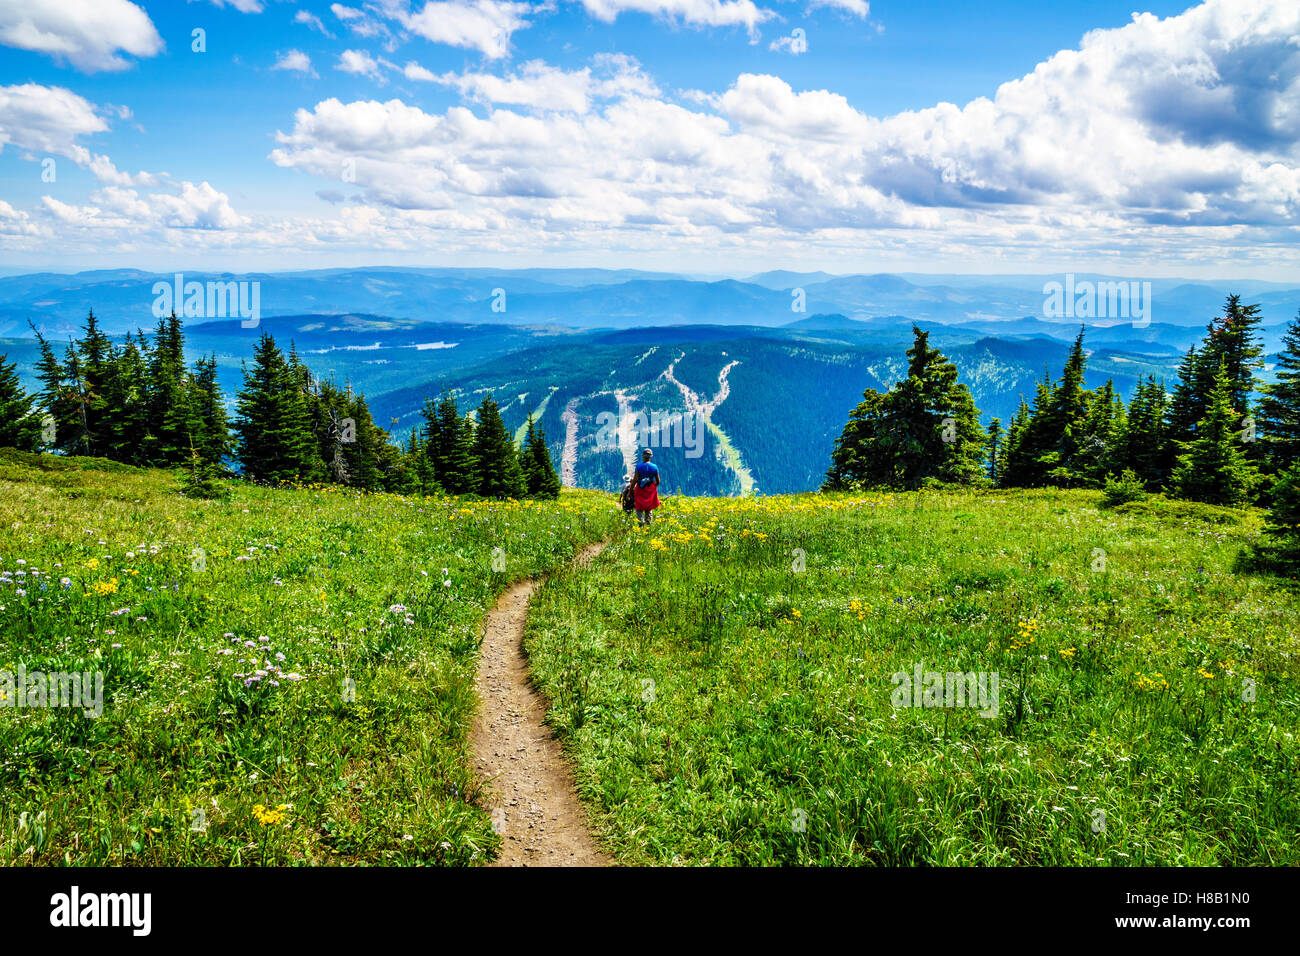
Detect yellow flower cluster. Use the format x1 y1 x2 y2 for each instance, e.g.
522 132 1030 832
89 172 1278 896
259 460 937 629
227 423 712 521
1010 618 1040 650
1134 671 1170 691
91 578 119 596
252 803 289 826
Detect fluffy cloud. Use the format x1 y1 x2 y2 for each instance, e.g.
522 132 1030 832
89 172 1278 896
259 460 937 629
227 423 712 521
399 0 534 59
40 180 243 232
0 83 107 156
336 49 389 83
331 2 393 41
273 50 316 75
850 0 1300 226
11 0 1300 269
0 83 160 186
404 55 659 114
807 0 869 17
577 0 773 36
0 0 162 72
262 0 1299 261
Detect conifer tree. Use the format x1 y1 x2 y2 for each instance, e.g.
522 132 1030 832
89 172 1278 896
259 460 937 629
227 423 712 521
986 418 1001 484
996 398 1031 488
0 353 42 451
1076 379 1124 484
1116 376 1168 487
1171 360 1257 505
823 389 888 490
430 391 476 494
102 334 149 463
30 324 72 450
1260 462 1300 569
338 388 387 490
1258 310 1300 473
824 326 984 489
519 414 561 498
233 332 320 483
1166 296 1264 472
143 312 196 465
471 395 525 498
189 355 230 468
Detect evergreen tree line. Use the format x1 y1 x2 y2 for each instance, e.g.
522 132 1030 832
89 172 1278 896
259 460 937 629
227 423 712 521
825 298 1300 566
0 311 560 500
993 295 1284 505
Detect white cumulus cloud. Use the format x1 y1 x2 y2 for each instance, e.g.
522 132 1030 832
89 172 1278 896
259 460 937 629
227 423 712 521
0 0 162 72
400 0 535 59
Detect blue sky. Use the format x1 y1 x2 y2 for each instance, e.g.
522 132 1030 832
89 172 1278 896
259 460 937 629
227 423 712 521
0 0 1296 277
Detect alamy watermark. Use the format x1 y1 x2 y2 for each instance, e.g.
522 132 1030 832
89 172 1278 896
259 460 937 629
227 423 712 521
152 273 260 328
595 409 706 459
49 886 150 936
1 665 104 717
1043 274 1151 328
891 662 999 717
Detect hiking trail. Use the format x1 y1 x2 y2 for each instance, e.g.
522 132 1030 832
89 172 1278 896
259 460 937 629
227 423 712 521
471 541 613 867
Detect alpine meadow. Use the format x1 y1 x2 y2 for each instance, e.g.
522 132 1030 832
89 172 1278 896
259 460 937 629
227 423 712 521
1 0 1298 936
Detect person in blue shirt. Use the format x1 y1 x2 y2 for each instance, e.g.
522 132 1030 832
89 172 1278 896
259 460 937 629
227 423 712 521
632 448 660 525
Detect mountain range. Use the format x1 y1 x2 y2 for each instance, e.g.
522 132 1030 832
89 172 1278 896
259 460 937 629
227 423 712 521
2 267 1295 495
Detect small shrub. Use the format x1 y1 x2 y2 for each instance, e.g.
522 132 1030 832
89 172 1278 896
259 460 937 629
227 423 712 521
1101 469 1147 507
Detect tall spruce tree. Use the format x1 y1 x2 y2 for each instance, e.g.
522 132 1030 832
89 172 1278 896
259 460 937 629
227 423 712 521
1000 373 1055 486
1260 462 1300 569
1116 376 1168 488
1165 296 1264 473
431 391 476 494
824 326 984 489
1258 310 1300 473
519 414 561 498
472 395 525 498
0 353 42 451
986 418 1001 484
189 354 230 468
102 334 150 463
1076 379 1124 484
143 312 197 465
30 324 72 451
233 333 320 483
1171 360 1257 505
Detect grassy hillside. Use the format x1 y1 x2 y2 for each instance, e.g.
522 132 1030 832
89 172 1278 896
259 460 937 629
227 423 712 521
0 451 623 865
524 489 1300 865
6 453 1297 867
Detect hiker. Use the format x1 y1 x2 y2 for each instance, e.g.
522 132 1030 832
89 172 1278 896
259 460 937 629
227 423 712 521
632 448 660 525
619 473 635 513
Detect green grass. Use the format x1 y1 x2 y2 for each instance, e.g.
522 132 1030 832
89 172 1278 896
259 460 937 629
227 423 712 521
524 488 1300 865
0 450 623 865
7 451 1298 867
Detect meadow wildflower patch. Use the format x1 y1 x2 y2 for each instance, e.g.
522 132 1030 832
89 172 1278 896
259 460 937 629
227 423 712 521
0 450 623 865
526 487 1300 865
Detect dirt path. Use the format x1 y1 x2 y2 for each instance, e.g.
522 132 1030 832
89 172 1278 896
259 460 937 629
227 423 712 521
471 542 613 867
